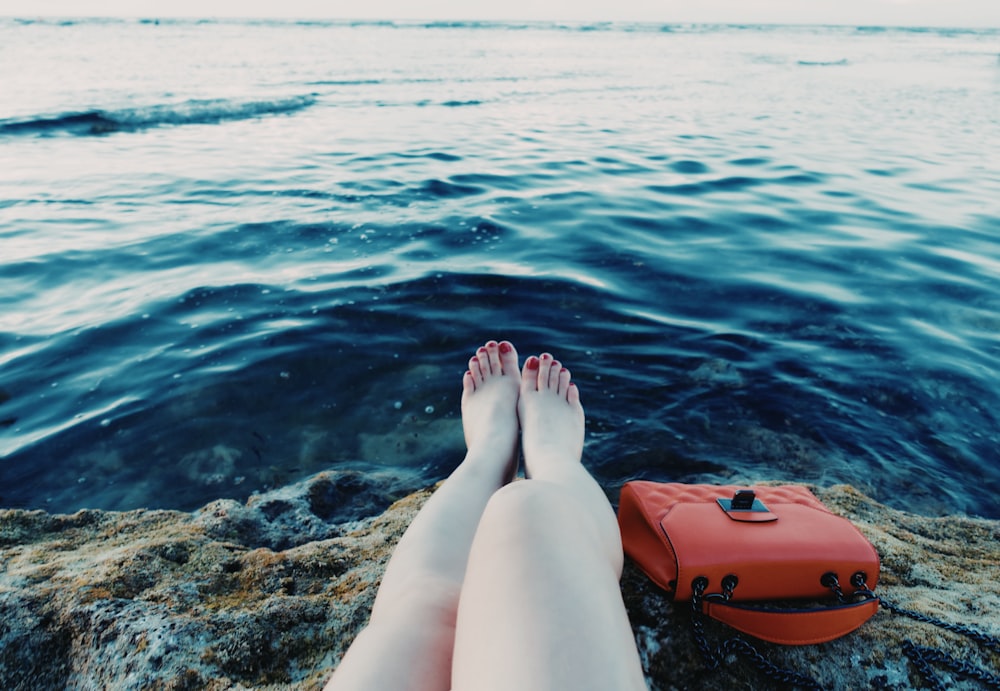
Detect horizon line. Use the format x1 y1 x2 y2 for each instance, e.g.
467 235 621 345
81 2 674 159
2 15 998 30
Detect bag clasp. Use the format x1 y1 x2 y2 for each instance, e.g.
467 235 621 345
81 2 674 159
716 489 778 523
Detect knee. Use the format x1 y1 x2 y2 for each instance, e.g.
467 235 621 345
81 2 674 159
482 478 570 524
480 480 623 569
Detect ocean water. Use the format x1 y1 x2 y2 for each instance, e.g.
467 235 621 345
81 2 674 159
1 18 998 518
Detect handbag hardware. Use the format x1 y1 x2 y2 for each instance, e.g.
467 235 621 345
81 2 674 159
685 557 1000 690
716 489 777 522
617 481 882 641
685 572 879 691
690 569 881 646
618 480 1000 689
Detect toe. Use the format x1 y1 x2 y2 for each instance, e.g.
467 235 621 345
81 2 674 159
537 353 554 390
567 381 581 406
547 360 562 390
558 367 571 396
484 340 501 376
475 346 490 376
463 369 476 394
469 356 484 383
498 340 518 376
522 355 540 391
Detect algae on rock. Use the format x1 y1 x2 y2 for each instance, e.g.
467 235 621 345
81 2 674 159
1 472 997 690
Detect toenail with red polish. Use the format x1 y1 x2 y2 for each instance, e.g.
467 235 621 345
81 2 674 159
499 341 511 353
526 356 539 369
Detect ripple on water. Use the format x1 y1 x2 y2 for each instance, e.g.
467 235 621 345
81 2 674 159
1 21 998 518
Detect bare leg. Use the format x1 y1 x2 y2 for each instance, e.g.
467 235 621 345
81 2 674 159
451 353 647 691
326 340 521 691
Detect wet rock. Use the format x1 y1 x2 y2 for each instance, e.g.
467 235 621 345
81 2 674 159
192 468 416 551
0 470 427 691
1 473 997 690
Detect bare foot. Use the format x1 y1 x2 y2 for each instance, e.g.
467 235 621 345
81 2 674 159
461 340 521 482
518 352 585 478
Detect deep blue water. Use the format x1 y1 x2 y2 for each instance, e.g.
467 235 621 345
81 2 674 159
1 18 998 517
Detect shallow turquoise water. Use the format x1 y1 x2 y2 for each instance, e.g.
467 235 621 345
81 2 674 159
1 19 998 516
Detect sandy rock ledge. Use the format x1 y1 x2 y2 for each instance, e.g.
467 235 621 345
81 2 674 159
1 473 998 690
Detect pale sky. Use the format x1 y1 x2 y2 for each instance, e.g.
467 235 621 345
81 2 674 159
4 0 1000 27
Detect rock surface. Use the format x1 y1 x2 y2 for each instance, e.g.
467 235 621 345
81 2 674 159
1 472 997 690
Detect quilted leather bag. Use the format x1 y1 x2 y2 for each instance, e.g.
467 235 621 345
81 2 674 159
618 482 881 645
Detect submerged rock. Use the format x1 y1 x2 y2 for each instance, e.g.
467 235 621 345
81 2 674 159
1 473 997 690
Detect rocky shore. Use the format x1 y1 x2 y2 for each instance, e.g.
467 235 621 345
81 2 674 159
2 471 997 690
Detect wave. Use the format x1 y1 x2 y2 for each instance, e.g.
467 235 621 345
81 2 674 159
0 95 316 137
797 59 849 66
4 17 996 37
306 79 385 86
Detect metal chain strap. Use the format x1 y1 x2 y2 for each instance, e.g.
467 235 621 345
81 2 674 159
690 578 823 690
900 642 1000 691
877 595 1000 690
879 596 1000 655
688 574 1000 690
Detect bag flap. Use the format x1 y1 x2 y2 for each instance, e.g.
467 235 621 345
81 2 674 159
663 500 879 601
618 482 879 602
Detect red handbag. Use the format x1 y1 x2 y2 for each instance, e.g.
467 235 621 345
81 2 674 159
618 482 880 645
